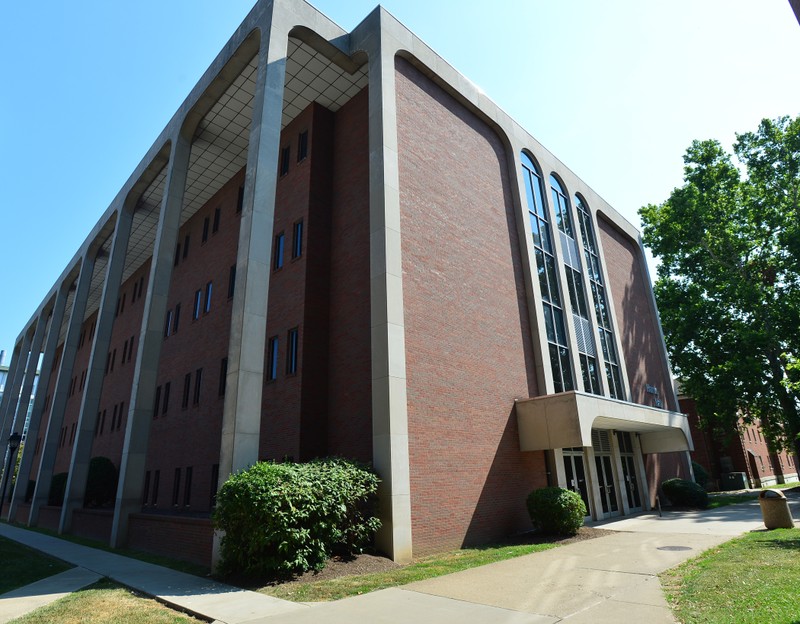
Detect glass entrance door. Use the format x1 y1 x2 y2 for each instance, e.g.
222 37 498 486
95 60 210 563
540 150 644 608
617 431 642 511
563 449 591 517
594 454 619 515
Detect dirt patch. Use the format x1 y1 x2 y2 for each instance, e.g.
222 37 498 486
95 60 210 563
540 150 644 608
260 526 611 588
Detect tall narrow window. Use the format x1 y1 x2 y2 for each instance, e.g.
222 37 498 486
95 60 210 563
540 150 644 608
575 195 625 399
112 404 118 432
204 281 213 314
173 303 181 334
236 184 244 213
193 368 203 405
128 334 135 363
184 467 193 506
162 381 171 414
280 145 291 176
110 349 116 372
172 468 181 506
152 470 160 506
292 220 303 259
182 235 190 260
521 153 574 393
174 244 181 267
193 290 202 320
122 339 129 364
297 130 308 161
286 327 299 375
267 336 279 381
202 217 210 243
143 471 151 504
219 358 228 397
182 373 191 409
212 207 221 233
228 265 236 299
117 401 125 431
164 309 173 338
273 232 285 270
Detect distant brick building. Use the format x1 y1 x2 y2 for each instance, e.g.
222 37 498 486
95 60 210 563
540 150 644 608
0 0 693 567
681 396 798 490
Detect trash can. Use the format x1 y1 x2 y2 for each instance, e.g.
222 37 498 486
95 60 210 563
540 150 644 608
758 489 795 529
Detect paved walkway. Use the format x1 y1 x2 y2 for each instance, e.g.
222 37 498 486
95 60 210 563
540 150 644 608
1 493 797 623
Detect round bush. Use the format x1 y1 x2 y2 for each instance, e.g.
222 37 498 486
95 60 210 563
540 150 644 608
213 458 381 578
526 487 586 535
691 461 709 489
48 473 68 506
662 477 709 509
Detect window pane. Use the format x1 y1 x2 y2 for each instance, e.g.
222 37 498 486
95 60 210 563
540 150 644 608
545 255 560 306
549 344 563 393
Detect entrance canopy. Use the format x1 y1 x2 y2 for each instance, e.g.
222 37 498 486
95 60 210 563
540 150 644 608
516 391 693 454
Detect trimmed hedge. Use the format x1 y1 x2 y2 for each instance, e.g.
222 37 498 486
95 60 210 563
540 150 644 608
692 461 709 489
662 477 709 509
84 457 118 507
526 487 586 535
213 458 381 577
48 473 68 506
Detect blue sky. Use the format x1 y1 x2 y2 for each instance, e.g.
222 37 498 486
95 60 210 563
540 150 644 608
1 0 798 356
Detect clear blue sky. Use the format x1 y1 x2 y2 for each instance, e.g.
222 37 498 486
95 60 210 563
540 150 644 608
1 1 798 356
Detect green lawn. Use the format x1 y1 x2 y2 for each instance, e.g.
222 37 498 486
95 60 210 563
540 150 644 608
260 541 564 602
706 493 758 509
661 528 800 624
0 536 72 594
9 578 203 624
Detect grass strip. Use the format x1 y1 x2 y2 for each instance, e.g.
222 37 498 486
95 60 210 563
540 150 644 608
9 578 203 624
661 528 800 624
0 536 72 594
260 541 560 602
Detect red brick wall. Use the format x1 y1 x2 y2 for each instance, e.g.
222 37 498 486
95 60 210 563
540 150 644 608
327 88 372 462
128 513 213 568
598 216 675 411
71 508 113 542
395 58 544 553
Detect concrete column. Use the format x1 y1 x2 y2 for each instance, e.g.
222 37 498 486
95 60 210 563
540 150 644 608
110 135 190 548
584 446 603 520
218 21 289 484
9 285 69 522
354 11 413 563
1 316 47 519
551 448 567 488
29 254 96 526
632 433 651 511
0 335 31 445
610 431 630 516
60 209 133 533
0 345 23 438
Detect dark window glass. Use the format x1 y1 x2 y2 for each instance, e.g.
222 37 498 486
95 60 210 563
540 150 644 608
122 339 128 364
152 470 160 506
297 130 308 161
164 309 173 338
236 184 244 213
202 217 210 243
273 233 284 270
118 401 125 431
153 385 162 418
163 382 171 414
112 404 118 432
128 334 135 363
143 471 151 504
174 244 181 267
292 220 303 259
219 358 228 397
99 410 106 434
204 282 212 313
182 373 191 409
549 175 574 238
280 145 291 176
212 207 221 233
193 368 203 405
267 336 279 381
110 349 116 372
193 290 202 320
228 265 236 299
183 235 190 260
184 467 193 506
173 468 181 506
173 303 181 334
287 327 299 374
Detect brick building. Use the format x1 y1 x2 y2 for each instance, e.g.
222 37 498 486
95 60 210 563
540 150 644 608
0 0 693 567
681 396 798 490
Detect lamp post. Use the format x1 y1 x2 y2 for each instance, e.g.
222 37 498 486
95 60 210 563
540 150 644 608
1 432 22 518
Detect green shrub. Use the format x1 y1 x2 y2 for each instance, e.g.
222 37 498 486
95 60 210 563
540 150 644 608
526 487 586 535
213 458 381 578
662 477 709 509
48 473 68 506
692 461 709 489
84 457 118 507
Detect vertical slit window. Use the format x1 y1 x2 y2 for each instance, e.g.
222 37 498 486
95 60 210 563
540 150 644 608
162 382 170 414
212 207 221 233
182 373 191 409
173 303 180 334
172 468 181 506
182 235 190 260
219 358 228 397
292 220 303 259
143 471 151 505
193 368 203 406
228 265 236 299
287 327 299 375
236 184 244 213
280 145 290 176
204 281 212 313
202 217 210 243
193 290 202 320
267 336 279 381
152 470 160 506
297 130 308 161
521 153 573 393
273 232 284 270
184 467 192 506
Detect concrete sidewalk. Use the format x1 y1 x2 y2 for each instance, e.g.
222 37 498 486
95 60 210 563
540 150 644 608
1 495 797 623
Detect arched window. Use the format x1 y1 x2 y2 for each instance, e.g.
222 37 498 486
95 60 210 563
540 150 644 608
521 153 573 393
575 195 624 399
549 175 574 238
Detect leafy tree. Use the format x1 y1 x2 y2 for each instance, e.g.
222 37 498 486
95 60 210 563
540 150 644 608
639 115 800 457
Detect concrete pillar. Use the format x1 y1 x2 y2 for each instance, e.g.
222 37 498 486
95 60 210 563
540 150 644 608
0 335 31 445
110 135 191 548
610 431 630 516
218 21 289 484
1 316 47 519
9 285 69 522
584 446 603 520
60 209 133 533
353 11 413 563
29 254 96 526
632 433 651 511
0 344 23 439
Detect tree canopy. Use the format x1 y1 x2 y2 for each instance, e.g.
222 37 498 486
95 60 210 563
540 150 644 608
639 115 800 455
